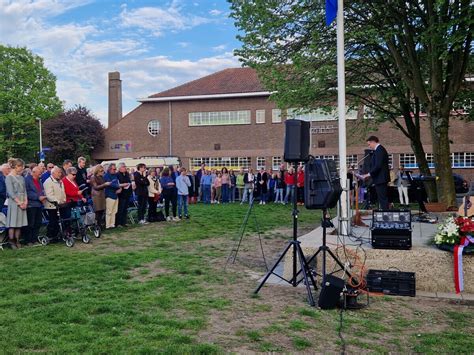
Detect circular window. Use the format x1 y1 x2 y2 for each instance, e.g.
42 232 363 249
147 120 161 136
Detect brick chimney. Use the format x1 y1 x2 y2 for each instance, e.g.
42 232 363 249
108 71 122 127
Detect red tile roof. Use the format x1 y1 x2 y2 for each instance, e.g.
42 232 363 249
149 67 267 98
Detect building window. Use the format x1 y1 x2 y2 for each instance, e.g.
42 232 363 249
465 153 474 168
272 156 282 171
191 157 255 170
188 110 251 126
256 109 266 124
346 154 358 168
400 153 417 169
426 153 435 168
287 107 358 121
272 109 282 123
450 152 474 168
256 157 266 170
147 120 161 136
452 152 465 168
239 157 251 169
388 154 393 169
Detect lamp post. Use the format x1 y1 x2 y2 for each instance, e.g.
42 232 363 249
36 117 44 162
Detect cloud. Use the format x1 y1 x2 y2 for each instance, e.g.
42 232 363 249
0 0 95 57
209 9 222 16
212 44 227 52
79 40 148 58
0 0 240 127
119 3 210 37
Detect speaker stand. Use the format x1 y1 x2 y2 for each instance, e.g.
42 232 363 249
255 177 317 306
298 210 353 286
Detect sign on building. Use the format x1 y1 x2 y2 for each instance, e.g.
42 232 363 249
109 140 132 153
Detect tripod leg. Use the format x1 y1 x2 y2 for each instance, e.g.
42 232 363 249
290 247 322 284
254 241 293 294
326 248 354 281
253 210 268 271
298 247 318 290
295 245 315 306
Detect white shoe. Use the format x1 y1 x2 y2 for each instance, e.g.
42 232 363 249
173 216 180 221
138 220 145 224
166 216 172 222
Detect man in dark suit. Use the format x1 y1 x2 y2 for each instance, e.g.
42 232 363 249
362 136 390 209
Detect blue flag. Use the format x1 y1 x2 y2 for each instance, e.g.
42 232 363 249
326 0 337 26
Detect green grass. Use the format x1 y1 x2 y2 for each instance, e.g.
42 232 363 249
0 203 472 353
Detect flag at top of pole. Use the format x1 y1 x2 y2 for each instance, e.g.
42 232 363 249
326 0 338 26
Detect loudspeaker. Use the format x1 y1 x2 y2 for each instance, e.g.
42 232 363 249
304 159 342 209
318 275 344 309
284 119 310 162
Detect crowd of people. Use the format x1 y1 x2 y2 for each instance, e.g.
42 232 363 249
0 157 305 249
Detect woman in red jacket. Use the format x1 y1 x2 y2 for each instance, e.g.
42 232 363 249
284 167 295 204
62 167 87 204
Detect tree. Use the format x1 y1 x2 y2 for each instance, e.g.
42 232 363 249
0 45 63 162
230 0 473 205
43 106 105 164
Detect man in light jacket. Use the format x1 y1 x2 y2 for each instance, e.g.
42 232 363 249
43 167 67 239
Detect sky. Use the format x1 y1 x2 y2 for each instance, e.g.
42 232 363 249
0 0 242 126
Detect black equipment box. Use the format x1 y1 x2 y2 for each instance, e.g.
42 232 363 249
366 269 416 297
371 210 412 250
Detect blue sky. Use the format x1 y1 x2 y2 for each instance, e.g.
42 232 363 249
0 0 242 126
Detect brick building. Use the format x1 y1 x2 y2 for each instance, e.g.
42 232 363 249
93 68 474 179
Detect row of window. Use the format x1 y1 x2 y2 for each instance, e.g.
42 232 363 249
181 152 474 171
400 152 474 169
188 107 363 127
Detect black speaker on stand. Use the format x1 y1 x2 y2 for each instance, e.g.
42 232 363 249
255 120 318 306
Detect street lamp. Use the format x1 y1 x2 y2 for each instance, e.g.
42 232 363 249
36 117 43 162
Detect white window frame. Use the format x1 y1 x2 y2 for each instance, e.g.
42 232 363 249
272 109 282 123
189 110 251 126
256 109 266 124
256 157 266 170
399 153 417 169
272 156 282 171
147 120 161 136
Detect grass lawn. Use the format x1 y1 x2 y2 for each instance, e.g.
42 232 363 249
1 203 473 353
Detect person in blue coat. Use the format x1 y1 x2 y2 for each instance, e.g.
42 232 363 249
25 167 46 244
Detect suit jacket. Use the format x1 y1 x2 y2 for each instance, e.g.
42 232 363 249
25 175 45 208
369 144 390 185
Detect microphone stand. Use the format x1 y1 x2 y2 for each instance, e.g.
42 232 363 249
351 153 372 227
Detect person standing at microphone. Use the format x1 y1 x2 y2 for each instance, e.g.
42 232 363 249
361 136 390 209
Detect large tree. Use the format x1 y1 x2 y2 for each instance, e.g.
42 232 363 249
0 45 63 162
43 106 105 164
230 0 473 205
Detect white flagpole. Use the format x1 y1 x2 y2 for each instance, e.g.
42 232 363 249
337 0 348 236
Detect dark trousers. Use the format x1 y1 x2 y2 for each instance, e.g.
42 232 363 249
26 207 42 243
162 189 177 217
137 194 148 221
148 197 158 221
95 210 105 228
375 183 389 210
116 197 129 226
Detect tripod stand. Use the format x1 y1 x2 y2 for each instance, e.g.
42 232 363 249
254 175 317 306
225 198 268 270
301 209 352 285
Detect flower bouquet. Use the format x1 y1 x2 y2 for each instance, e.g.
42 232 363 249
434 215 474 293
434 216 474 253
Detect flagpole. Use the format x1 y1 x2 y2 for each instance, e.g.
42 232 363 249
336 0 348 236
